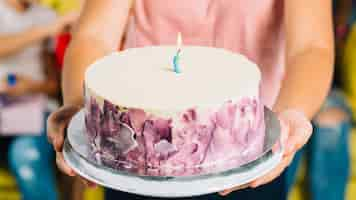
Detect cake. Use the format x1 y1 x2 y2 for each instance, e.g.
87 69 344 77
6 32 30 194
84 46 265 176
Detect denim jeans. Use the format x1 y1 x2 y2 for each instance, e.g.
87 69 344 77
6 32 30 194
3 113 58 200
286 91 351 200
105 173 287 200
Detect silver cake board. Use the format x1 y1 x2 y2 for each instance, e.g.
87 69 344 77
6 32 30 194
63 108 283 198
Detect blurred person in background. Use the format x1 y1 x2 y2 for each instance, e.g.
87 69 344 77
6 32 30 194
0 0 77 199
343 1 356 119
286 0 353 200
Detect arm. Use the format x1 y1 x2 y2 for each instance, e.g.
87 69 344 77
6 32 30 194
1 42 60 98
221 0 333 194
0 28 50 58
62 0 133 106
273 0 334 119
251 0 333 188
0 13 79 58
46 0 133 180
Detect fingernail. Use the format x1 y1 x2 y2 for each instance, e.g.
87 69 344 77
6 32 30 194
69 170 76 176
82 181 90 187
286 142 295 154
250 182 259 188
272 143 280 153
220 191 228 196
285 146 293 155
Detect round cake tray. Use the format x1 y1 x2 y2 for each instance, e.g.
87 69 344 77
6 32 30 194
63 108 283 198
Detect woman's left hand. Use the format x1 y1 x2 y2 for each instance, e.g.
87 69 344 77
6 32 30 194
0 74 39 97
220 110 313 196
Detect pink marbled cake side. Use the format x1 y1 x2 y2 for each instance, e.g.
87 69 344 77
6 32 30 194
85 93 265 176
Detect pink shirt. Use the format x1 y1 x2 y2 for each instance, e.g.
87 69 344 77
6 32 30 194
123 0 285 108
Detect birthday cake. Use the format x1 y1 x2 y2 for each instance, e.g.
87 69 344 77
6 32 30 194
84 46 265 176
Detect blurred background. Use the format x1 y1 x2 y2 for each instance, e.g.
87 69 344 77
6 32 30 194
0 0 356 200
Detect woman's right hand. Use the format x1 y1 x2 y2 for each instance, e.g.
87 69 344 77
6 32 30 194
47 105 96 187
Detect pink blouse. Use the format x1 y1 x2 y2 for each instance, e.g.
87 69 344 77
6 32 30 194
123 0 285 108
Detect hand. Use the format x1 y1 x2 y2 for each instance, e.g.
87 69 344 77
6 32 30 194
219 110 313 196
0 74 38 97
47 105 97 187
46 12 80 37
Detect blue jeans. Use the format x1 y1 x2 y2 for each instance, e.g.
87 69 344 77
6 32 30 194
286 91 351 200
4 113 58 200
105 174 287 200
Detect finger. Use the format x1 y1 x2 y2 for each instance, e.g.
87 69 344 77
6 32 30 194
53 123 67 152
57 155 96 188
56 152 76 176
47 106 80 150
50 106 80 126
250 154 294 188
250 155 294 188
279 117 290 146
285 121 312 154
278 110 313 155
272 117 290 153
219 191 230 196
219 184 249 196
47 119 64 151
47 115 56 145
219 185 248 196
289 122 313 151
78 176 97 188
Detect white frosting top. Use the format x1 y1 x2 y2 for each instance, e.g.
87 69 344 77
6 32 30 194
85 46 261 111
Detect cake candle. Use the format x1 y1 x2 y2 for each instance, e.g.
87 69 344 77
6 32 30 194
173 32 182 73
